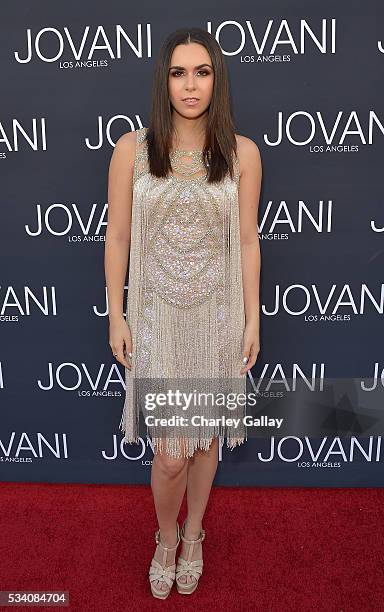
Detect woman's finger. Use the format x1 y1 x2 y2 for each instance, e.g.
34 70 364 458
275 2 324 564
240 350 251 375
117 348 132 370
248 344 259 369
122 344 133 369
112 344 131 370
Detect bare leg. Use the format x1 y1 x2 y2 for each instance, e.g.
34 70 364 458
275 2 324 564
178 436 219 585
150 439 189 592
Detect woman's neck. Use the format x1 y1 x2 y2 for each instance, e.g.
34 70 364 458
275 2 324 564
170 115 207 151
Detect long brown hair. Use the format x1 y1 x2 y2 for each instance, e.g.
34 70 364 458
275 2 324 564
145 27 237 183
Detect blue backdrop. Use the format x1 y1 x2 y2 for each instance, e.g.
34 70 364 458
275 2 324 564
1 0 383 486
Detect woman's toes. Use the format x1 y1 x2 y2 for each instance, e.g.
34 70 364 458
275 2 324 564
155 579 167 591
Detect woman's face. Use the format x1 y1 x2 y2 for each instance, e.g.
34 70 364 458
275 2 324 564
168 42 214 118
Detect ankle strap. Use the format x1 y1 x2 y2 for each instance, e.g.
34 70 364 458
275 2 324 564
180 522 206 544
155 522 180 550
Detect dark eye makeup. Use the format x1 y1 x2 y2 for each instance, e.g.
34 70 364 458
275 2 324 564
170 69 211 77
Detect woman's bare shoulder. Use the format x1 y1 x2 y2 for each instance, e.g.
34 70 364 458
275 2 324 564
114 130 137 155
235 133 261 157
235 133 262 176
109 130 142 173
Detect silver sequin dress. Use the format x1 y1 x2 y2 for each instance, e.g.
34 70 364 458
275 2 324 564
119 126 247 458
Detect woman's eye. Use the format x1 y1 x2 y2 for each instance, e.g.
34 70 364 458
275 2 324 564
171 70 210 77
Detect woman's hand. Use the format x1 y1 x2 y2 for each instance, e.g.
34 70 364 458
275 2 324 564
109 315 133 370
240 322 260 375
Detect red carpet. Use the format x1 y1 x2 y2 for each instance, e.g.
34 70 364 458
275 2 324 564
1 483 383 611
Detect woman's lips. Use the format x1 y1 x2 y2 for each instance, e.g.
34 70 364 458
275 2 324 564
182 98 199 106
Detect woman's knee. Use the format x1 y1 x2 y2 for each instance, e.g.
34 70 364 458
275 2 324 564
155 453 188 477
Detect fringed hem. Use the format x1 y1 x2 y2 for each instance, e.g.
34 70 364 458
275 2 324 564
226 435 246 452
149 435 247 458
120 435 141 445
118 431 247 458
118 408 139 445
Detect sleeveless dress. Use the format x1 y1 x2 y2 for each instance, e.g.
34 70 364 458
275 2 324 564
119 126 247 458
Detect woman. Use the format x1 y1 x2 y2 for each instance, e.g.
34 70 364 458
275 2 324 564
105 27 262 599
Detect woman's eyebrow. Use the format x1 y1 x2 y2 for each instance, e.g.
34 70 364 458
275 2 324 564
169 63 213 70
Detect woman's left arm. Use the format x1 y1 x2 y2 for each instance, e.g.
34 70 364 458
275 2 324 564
237 137 263 375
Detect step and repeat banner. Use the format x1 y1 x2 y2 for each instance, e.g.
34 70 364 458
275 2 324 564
1 1 383 486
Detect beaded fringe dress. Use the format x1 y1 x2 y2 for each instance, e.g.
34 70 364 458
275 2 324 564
119 126 247 458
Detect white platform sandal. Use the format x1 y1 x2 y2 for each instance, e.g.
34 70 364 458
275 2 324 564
149 522 180 599
176 521 206 595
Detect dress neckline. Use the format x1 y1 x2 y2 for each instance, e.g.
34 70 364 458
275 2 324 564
170 149 204 155
169 147 207 182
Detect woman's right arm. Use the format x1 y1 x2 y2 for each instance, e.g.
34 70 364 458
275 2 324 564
104 131 137 370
